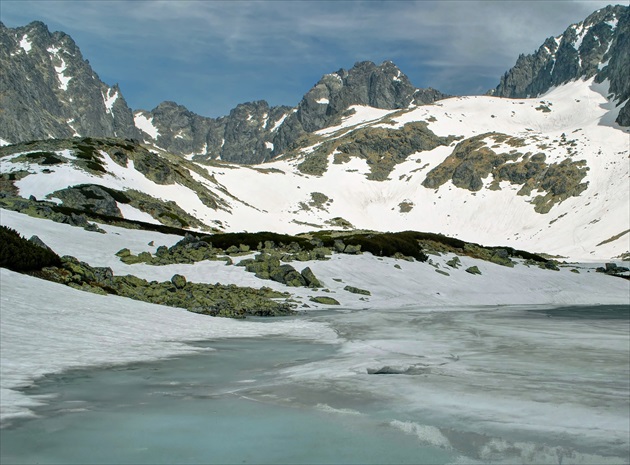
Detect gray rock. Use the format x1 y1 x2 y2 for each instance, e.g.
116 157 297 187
333 240 346 253
446 256 461 268
50 185 122 217
273 61 448 154
28 235 52 251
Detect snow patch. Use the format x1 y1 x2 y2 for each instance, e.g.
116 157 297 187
0 266 336 424
572 23 588 51
19 35 32 53
270 112 290 132
315 98 329 105
47 46 72 91
102 88 118 115
605 18 619 31
265 141 274 150
66 119 80 137
134 113 160 139
117 203 160 224
0 138 12 147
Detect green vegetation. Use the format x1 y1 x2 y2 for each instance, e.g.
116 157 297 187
0 226 62 272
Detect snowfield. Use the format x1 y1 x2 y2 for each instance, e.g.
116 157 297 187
1 209 629 426
1 79 627 261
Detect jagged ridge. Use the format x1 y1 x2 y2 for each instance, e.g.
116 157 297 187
493 5 629 125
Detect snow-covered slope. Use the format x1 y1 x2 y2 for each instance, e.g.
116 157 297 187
2 78 626 261
1 207 629 426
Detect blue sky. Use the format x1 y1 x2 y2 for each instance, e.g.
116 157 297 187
1 0 617 118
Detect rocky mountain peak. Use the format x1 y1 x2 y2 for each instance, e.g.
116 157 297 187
493 4 629 125
0 21 139 144
272 60 448 154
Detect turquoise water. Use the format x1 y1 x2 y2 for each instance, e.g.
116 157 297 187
1 338 454 465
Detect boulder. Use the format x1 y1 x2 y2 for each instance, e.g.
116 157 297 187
344 244 362 254
171 274 187 289
301 267 322 288
446 256 461 268
343 285 371 296
309 296 340 305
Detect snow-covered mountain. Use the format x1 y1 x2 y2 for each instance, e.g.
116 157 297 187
0 22 445 163
0 5 629 261
492 4 629 125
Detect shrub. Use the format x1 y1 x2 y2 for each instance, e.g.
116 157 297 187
25 151 63 165
313 231 429 261
0 226 61 272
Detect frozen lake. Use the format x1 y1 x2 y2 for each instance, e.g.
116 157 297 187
2 305 629 464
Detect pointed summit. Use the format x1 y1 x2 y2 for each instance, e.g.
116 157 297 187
272 60 447 154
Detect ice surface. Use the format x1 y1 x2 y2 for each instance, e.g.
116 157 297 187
1 210 628 463
0 268 337 425
281 305 630 462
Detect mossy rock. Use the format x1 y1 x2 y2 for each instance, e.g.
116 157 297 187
465 266 482 275
171 274 187 289
116 248 131 257
343 285 371 296
309 296 340 305
446 256 461 268
301 267 322 288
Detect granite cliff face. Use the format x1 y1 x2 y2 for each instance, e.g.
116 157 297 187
493 5 629 126
0 21 140 143
135 100 292 163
